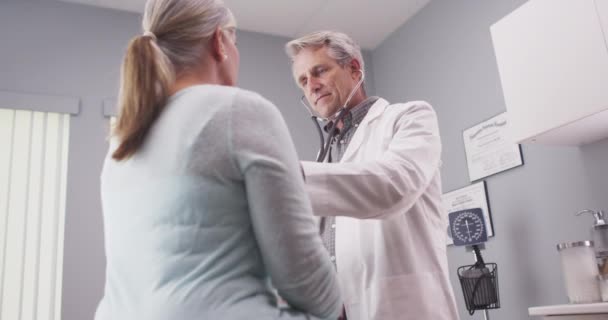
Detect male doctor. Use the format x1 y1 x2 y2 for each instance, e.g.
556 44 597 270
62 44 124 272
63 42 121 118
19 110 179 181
285 31 460 320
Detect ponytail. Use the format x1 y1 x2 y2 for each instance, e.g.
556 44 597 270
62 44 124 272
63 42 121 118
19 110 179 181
111 0 236 160
111 36 174 160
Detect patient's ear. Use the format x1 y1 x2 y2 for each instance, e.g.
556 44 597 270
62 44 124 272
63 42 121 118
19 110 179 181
210 27 226 62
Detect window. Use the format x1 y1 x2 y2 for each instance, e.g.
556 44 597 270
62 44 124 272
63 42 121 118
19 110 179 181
0 108 70 320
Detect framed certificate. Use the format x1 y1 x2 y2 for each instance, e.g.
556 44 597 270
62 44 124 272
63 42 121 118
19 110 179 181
443 181 493 246
463 112 523 181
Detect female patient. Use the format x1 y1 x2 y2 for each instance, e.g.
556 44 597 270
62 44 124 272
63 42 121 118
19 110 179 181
95 0 341 319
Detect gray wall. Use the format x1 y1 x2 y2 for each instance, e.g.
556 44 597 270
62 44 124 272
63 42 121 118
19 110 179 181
0 2 139 319
5 0 606 319
0 1 334 319
372 1 608 319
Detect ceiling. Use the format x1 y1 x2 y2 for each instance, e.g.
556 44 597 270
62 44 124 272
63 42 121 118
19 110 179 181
57 0 431 49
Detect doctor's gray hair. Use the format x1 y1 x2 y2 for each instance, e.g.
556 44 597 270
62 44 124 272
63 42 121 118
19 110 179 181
285 31 365 73
112 0 236 160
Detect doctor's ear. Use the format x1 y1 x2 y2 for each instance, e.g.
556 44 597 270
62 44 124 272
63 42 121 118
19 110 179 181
349 59 363 78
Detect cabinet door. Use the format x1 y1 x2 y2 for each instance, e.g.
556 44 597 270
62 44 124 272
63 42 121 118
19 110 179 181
597 0 608 45
491 0 608 144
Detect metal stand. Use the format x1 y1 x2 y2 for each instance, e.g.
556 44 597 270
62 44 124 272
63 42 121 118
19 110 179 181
451 208 499 318
468 244 490 320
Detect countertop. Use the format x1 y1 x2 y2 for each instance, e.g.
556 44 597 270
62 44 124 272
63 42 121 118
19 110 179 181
529 302 608 316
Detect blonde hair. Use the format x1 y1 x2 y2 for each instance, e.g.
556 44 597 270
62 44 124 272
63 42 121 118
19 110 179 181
112 0 236 160
285 31 365 73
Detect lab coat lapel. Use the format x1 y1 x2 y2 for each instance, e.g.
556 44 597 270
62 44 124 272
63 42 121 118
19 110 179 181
340 98 390 162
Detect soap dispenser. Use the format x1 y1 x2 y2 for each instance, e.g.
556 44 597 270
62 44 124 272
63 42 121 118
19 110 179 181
577 209 608 258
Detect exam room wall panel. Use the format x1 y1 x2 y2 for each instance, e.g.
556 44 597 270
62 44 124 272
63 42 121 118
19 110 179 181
371 0 608 319
0 1 372 319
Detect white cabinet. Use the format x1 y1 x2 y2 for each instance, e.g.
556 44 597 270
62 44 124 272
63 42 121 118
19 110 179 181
491 0 608 146
529 302 608 319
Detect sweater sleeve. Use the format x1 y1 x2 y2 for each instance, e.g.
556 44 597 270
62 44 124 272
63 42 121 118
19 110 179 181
230 91 342 319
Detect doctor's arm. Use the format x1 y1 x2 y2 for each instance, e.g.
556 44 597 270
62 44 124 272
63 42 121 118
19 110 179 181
231 93 342 320
301 101 441 220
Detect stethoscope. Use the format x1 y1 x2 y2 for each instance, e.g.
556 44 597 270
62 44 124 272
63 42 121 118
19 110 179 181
299 70 365 162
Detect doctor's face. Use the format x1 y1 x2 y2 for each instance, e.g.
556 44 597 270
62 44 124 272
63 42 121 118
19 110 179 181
292 47 362 118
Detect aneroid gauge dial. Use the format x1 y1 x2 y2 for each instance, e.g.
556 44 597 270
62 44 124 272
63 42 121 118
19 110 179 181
448 208 488 246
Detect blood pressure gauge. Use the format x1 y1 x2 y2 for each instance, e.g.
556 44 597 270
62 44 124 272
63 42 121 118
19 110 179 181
448 208 488 246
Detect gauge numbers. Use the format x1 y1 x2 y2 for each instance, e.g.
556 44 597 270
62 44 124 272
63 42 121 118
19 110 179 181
449 208 488 246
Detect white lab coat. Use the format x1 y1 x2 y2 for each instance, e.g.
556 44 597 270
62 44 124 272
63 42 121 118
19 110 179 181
302 98 460 320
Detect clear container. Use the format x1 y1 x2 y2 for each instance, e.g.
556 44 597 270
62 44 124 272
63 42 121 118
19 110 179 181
557 241 601 303
599 275 608 302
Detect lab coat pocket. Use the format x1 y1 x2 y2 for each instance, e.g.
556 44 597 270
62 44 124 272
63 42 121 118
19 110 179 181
365 272 445 320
